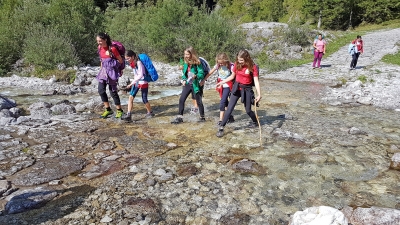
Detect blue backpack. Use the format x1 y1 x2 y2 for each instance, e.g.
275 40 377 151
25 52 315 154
138 53 158 82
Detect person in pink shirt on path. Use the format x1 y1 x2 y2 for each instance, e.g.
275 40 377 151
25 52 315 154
312 34 326 69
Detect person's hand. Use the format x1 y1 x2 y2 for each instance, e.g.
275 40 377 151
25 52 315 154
127 83 133 89
181 80 186 86
200 80 205 86
255 95 262 103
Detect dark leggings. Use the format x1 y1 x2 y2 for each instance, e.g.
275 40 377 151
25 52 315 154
350 52 360 68
221 90 257 127
179 84 204 117
130 86 149 104
220 87 230 111
98 81 121 105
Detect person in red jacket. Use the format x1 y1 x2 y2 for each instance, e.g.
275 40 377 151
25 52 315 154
215 49 261 138
350 35 364 70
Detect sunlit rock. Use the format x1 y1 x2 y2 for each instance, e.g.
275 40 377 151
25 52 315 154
289 206 348 225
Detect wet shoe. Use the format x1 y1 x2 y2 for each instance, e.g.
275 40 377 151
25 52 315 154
146 112 155 118
171 117 183 124
100 109 113 119
197 117 206 123
190 107 199 114
228 115 235 123
122 113 132 121
115 110 123 119
216 127 224 138
248 121 257 128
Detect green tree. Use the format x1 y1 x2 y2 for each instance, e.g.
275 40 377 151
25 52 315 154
358 0 400 23
302 0 361 30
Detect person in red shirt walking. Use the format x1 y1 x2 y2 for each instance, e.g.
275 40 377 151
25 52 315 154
215 49 261 138
350 35 364 70
96 32 124 119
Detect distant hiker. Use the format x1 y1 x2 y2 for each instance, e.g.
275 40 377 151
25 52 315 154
171 46 205 124
216 49 261 138
96 32 124 119
122 50 155 121
179 59 199 114
312 34 326 69
201 53 235 125
350 35 364 70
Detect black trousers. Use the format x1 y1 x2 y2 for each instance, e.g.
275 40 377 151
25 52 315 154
98 81 121 105
221 87 257 127
350 52 360 68
179 84 204 117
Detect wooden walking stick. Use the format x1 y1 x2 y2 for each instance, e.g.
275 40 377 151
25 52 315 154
254 100 262 147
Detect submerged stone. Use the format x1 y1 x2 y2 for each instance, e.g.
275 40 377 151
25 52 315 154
4 187 58 214
12 156 86 186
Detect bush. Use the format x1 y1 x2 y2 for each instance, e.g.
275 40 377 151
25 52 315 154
105 0 247 64
23 24 79 70
283 24 312 46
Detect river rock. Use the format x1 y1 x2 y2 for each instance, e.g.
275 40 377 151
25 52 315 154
390 152 400 170
220 213 250 225
0 96 17 110
289 206 348 225
0 180 11 196
230 158 266 175
12 156 86 186
78 160 121 180
123 198 162 223
50 103 76 115
28 102 52 110
4 187 58 214
344 206 400 225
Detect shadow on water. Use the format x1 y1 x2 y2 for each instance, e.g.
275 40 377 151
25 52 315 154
0 185 95 225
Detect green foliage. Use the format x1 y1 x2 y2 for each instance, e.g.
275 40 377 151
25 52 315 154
34 68 77 83
0 0 103 76
23 24 79 70
358 0 400 24
255 52 290 73
219 0 285 22
357 75 367 83
382 42 400 66
283 24 312 46
105 0 246 63
302 0 400 30
0 0 24 76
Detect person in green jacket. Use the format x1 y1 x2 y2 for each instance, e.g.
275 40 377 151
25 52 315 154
171 46 205 124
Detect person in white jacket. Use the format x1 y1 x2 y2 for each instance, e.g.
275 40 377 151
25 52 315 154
122 50 155 121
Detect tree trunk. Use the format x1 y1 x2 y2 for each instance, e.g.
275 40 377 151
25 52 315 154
349 9 353 29
317 10 322 29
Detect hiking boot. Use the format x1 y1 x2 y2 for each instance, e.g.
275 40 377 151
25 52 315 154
146 112 155 118
216 127 224 138
248 121 257 128
100 109 113 119
122 113 132 121
115 110 123 119
228 115 235 123
171 117 183 124
197 117 206 123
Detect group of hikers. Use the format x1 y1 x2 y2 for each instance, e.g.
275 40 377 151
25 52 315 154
95 32 261 138
96 32 363 137
312 33 364 70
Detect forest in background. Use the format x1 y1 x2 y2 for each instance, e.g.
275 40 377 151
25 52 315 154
0 0 399 77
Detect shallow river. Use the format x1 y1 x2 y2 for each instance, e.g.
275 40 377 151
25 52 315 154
1 78 399 223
